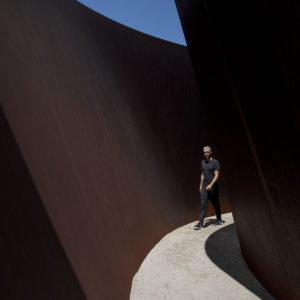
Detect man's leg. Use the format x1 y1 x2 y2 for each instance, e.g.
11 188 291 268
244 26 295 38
210 187 224 224
199 191 209 224
194 190 208 230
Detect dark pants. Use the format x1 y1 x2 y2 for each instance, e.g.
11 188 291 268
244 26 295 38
199 185 221 224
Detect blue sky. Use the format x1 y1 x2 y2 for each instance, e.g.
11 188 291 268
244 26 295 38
77 0 186 45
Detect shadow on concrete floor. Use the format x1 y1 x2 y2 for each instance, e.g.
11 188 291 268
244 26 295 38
204 218 219 227
205 224 274 300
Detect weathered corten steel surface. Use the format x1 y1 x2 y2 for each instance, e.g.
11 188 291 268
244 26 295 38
0 0 231 299
175 0 300 299
0 104 87 300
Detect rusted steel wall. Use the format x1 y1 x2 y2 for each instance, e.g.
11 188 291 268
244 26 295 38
175 0 300 299
0 0 231 299
0 104 86 300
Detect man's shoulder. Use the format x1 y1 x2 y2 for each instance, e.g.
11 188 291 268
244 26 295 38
200 160 205 169
212 158 220 170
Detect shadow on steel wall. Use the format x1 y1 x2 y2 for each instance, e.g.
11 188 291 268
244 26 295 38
0 104 86 300
0 0 231 299
175 0 300 299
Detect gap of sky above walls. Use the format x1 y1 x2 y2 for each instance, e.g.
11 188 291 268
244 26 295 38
77 0 186 45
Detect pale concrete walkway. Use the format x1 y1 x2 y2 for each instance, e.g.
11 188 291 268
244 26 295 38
130 213 274 300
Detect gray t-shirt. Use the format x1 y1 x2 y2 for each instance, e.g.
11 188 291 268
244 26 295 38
201 158 220 186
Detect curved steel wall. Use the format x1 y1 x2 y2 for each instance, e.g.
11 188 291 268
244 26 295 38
175 0 300 299
0 104 87 300
0 0 231 299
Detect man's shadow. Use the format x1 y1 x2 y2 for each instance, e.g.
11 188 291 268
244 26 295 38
204 218 218 227
205 224 274 299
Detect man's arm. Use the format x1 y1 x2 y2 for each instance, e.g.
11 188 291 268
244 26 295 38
199 171 204 191
206 170 219 191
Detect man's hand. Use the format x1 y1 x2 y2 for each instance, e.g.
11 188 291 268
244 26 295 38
206 184 212 191
199 185 202 192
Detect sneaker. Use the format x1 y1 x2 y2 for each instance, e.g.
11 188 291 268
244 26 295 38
193 222 204 230
214 219 225 225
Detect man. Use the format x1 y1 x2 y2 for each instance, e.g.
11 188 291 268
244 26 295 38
194 146 224 230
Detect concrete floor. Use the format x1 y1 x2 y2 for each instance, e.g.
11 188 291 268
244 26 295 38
130 213 274 300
